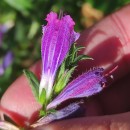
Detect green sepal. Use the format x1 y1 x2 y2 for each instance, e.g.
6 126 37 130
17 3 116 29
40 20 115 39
73 55 93 65
39 109 46 117
71 46 85 62
74 46 85 53
54 66 76 94
23 69 39 101
39 109 56 117
57 61 65 80
53 43 93 96
39 88 46 105
47 109 57 114
65 43 92 68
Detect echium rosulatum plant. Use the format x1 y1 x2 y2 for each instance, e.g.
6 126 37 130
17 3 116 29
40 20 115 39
0 12 106 130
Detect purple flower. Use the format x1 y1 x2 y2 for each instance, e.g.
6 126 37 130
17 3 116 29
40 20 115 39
32 68 106 127
37 12 106 125
0 25 7 47
32 102 80 127
0 25 5 46
40 12 80 98
47 68 105 109
0 12 107 129
0 51 13 76
0 24 14 76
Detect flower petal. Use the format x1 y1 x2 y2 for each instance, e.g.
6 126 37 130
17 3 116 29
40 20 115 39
40 12 79 98
47 68 106 109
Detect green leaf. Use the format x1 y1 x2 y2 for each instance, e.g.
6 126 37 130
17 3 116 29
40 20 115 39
54 66 76 94
23 69 39 101
28 21 40 39
4 0 32 15
39 88 46 105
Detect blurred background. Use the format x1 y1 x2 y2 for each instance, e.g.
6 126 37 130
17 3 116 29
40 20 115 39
0 0 130 97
